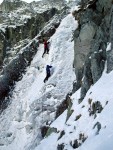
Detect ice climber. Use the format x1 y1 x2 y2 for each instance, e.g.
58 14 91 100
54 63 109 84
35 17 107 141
44 65 52 83
42 39 49 57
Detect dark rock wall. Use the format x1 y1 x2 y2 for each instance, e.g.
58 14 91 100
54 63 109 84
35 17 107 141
0 42 37 110
107 5 113 73
73 0 112 100
0 31 4 66
0 8 58 66
0 0 26 12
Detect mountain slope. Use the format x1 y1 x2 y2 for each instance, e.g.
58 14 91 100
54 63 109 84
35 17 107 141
0 0 113 150
0 11 78 150
36 65 113 150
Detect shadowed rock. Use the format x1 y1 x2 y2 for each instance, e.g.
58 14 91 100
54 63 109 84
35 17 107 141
73 0 112 99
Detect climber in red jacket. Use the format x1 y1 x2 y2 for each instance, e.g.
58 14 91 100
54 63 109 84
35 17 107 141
42 39 49 57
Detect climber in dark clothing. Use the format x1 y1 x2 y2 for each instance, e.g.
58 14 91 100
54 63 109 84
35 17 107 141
44 65 52 83
42 39 49 57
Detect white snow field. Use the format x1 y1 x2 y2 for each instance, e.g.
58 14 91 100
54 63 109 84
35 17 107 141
35 64 113 150
0 13 78 150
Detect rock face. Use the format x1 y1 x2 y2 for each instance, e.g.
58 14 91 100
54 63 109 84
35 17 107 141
73 0 112 100
73 22 96 91
0 31 4 66
0 0 26 12
0 0 66 68
0 8 58 65
107 6 113 73
21 8 58 39
0 7 62 110
0 0 68 67
0 42 36 110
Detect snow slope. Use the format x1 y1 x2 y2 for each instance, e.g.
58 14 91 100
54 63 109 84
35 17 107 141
0 13 78 150
35 64 113 150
